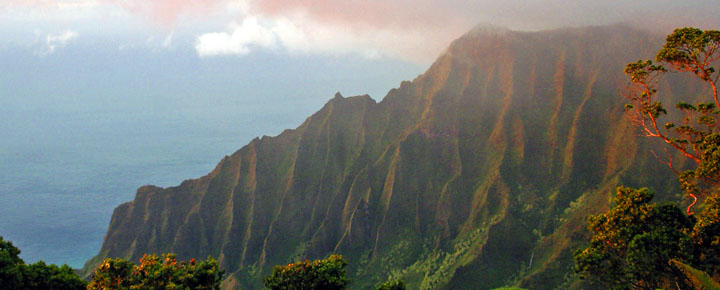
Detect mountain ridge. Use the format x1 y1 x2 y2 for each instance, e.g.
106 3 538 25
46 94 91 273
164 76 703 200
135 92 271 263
83 24 690 289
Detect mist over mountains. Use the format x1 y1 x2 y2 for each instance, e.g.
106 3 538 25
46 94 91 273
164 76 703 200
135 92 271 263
79 24 702 289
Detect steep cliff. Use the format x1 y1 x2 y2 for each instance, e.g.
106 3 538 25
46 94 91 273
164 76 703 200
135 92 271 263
82 25 694 289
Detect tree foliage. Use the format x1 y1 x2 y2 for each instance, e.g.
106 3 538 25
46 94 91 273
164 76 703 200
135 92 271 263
87 254 224 290
377 278 406 290
687 194 720 278
0 235 223 290
0 236 24 289
574 187 692 289
575 187 720 288
263 254 350 290
0 236 87 290
623 27 720 214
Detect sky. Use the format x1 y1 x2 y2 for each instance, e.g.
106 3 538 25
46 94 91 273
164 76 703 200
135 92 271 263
1 0 719 64
1 0 720 268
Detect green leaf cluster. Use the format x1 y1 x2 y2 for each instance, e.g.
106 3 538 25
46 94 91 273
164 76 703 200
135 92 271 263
687 194 720 278
377 278 406 290
656 27 720 80
0 235 87 290
670 259 720 289
263 254 350 290
679 134 720 206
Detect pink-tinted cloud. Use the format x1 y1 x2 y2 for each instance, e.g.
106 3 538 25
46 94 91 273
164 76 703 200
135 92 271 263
99 0 475 59
122 0 720 60
106 0 223 26
0 0 222 26
0 0 53 7
248 0 472 31
237 0 475 62
5 0 720 32
4 0 720 63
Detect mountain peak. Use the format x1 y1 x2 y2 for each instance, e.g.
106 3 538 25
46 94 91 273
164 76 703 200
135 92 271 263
465 23 511 36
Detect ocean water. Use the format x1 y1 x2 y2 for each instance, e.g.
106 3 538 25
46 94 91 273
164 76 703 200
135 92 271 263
0 45 423 268
0 107 245 267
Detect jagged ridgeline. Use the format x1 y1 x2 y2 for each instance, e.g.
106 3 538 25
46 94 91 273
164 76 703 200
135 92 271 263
82 25 695 289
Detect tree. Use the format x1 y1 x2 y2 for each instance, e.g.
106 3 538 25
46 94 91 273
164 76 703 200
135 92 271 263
574 187 693 289
0 236 24 289
0 236 87 290
377 278 406 290
87 254 224 290
22 261 87 290
623 27 720 214
263 254 350 290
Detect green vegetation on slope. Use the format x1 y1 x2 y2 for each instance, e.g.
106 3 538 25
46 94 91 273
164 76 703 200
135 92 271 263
670 259 720 290
377 278 406 290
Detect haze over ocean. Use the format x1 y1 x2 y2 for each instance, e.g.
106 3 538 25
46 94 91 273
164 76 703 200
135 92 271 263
0 45 423 267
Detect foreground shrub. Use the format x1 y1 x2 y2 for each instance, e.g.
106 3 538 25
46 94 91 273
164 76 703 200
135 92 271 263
0 236 87 290
263 254 350 290
88 254 224 290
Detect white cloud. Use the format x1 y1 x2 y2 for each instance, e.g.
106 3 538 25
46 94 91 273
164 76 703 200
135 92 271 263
44 30 78 54
194 14 399 59
162 31 173 48
55 0 99 10
195 16 276 56
271 16 381 57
